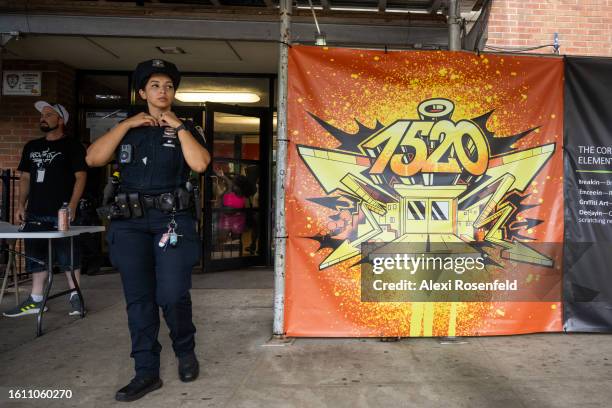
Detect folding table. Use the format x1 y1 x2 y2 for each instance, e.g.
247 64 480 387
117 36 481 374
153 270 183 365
0 222 105 336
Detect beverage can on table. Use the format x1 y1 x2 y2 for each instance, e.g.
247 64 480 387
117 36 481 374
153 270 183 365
58 202 70 231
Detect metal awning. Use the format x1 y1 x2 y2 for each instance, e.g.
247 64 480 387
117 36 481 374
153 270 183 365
0 0 488 49
0 0 491 72
61 0 484 14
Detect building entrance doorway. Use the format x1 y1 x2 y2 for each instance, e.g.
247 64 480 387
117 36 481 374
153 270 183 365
203 103 272 272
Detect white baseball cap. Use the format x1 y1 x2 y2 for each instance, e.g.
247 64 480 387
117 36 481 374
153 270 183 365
34 101 69 125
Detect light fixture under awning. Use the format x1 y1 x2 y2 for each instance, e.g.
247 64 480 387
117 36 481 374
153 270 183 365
175 91 261 103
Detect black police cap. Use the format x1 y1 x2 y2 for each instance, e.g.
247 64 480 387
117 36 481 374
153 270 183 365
133 59 181 90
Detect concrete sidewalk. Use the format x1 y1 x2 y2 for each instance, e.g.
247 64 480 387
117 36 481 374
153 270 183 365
1 269 612 408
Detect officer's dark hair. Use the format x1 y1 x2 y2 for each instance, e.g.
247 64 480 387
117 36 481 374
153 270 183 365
138 73 174 91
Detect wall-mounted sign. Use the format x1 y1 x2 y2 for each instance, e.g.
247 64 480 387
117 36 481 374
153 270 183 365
2 71 42 96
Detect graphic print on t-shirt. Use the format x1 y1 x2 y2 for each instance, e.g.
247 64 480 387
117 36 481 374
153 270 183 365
30 148 63 182
30 148 63 168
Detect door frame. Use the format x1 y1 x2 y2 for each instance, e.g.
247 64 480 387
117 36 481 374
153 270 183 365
203 102 273 272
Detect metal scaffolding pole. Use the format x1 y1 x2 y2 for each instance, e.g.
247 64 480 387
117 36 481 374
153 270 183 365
273 0 291 337
448 0 461 51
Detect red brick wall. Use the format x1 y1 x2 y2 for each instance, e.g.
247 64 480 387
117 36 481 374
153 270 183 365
0 60 76 170
487 0 612 57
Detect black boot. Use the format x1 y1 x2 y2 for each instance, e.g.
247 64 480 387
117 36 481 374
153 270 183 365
178 353 199 382
115 376 162 402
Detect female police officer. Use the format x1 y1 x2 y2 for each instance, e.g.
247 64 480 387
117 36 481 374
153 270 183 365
86 59 210 402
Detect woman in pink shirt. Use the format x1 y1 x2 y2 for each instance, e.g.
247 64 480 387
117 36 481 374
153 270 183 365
216 170 254 241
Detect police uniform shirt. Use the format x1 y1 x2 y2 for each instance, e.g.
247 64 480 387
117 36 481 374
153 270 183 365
117 120 205 194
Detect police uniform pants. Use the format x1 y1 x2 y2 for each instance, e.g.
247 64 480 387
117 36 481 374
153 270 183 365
107 209 200 378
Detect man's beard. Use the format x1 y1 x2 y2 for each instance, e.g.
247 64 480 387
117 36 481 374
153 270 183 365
40 122 58 133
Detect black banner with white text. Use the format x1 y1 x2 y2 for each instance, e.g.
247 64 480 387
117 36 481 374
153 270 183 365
564 56 612 332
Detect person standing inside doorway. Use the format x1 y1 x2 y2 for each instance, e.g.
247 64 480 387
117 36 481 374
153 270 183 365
3 101 87 318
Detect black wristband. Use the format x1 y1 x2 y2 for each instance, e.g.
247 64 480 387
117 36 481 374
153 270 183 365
174 123 187 133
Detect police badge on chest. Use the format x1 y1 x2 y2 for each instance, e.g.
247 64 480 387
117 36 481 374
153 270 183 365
162 126 177 148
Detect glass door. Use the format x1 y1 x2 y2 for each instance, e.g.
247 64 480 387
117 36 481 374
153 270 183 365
203 103 271 271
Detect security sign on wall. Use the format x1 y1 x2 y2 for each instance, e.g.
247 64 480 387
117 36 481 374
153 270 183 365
2 71 41 96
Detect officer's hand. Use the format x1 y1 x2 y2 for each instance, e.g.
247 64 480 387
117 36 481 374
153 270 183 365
126 112 159 128
159 111 182 129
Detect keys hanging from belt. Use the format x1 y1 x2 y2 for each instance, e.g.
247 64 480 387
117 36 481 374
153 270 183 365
158 212 182 250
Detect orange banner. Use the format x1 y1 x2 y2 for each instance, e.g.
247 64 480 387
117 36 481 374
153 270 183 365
285 46 564 337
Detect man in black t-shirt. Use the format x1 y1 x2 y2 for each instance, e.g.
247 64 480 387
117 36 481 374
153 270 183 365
2 101 88 318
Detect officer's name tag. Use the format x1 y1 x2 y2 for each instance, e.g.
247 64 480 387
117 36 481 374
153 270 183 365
36 169 45 183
